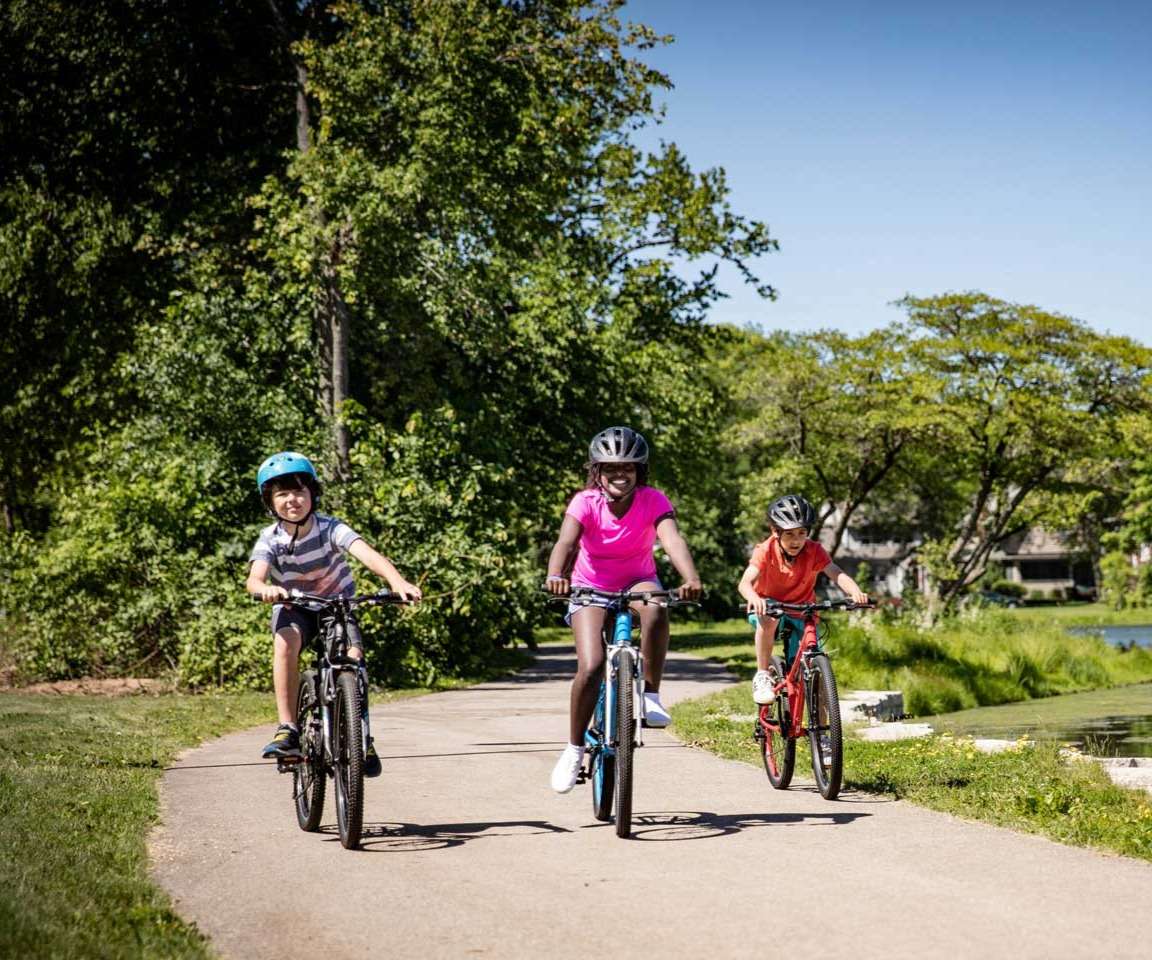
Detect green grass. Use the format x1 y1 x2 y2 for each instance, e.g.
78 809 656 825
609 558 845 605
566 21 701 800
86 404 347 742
670 684 1152 861
671 611 1152 717
0 691 273 959
0 646 531 960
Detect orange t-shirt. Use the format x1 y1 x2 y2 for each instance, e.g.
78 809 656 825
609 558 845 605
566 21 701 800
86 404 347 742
748 536 832 603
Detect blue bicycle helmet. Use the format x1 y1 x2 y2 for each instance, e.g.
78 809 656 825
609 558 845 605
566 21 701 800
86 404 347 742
256 451 318 493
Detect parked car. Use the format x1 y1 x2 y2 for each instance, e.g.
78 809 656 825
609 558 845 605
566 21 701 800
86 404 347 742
976 589 1022 608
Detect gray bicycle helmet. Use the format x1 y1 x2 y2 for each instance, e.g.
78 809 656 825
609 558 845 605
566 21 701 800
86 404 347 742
769 493 816 530
588 426 650 464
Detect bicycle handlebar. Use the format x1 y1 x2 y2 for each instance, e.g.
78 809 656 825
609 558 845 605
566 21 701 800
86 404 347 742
545 586 700 609
252 589 416 609
758 597 875 617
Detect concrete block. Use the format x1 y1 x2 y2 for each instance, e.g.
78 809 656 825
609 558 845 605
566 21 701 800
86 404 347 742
840 689 905 724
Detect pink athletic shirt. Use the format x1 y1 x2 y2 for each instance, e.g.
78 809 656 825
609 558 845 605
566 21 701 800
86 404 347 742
565 486 676 591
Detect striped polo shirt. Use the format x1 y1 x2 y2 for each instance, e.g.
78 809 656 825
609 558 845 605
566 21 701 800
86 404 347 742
249 513 361 597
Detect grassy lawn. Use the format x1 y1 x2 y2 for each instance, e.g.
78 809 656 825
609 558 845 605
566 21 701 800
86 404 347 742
0 647 530 960
670 683 1152 862
0 691 274 959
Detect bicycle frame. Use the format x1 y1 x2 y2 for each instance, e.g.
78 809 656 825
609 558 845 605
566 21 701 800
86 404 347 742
278 591 408 773
285 598 374 772
585 604 647 762
768 613 822 740
317 616 371 768
752 597 874 800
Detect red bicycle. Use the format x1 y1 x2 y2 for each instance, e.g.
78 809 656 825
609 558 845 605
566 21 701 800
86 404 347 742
752 598 873 799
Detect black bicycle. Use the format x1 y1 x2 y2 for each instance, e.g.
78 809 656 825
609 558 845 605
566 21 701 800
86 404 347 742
276 589 413 849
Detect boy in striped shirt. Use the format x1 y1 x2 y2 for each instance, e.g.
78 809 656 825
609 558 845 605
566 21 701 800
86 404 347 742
247 452 421 769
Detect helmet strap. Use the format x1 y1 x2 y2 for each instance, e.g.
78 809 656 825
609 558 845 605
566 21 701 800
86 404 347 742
272 505 315 555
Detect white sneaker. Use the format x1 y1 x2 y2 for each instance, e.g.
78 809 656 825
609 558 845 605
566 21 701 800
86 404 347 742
752 670 774 704
643 692 671 728
550 744 584 793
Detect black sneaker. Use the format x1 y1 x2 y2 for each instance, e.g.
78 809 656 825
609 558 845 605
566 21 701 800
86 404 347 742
262 724 302 759
364 738 382 778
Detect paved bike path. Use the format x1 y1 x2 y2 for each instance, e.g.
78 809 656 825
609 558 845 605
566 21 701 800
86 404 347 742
152 648 1152 959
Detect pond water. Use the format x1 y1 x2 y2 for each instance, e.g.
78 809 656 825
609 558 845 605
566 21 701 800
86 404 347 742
1067 624 1152 648
925 683 1152 758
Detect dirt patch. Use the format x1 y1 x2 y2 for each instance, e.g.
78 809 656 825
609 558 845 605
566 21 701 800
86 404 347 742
3 677 172 696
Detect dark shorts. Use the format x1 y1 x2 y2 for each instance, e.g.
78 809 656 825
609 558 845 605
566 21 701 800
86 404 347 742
271 605 321 645
270 605 365 650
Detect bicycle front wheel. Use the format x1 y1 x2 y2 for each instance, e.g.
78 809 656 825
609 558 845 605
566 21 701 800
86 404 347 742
613 648 636 838
333 670 365 848
294 670 326 832
759 655 795 789
806 653 843 799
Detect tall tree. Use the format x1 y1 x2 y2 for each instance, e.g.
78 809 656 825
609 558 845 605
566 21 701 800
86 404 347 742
897 293 1152 615
719 326 938 554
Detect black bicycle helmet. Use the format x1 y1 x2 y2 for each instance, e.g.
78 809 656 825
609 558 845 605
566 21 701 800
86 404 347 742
588 426 650 464
769 493 816 530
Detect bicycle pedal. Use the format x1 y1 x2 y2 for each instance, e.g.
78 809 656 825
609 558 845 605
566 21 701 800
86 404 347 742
275 756 303 773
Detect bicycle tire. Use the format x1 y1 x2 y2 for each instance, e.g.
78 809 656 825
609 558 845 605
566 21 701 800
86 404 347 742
333 669 365 849
759 655 795 789
590 683 615 822
614 648 636 838
807 653 843 799
293 670 326 832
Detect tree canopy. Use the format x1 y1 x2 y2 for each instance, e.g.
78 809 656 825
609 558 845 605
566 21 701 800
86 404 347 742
5 2 1152 683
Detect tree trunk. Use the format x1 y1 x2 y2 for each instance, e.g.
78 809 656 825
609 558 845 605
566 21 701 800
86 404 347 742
269 0 352 480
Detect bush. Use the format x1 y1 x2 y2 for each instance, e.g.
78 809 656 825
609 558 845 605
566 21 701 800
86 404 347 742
990 579 1027 598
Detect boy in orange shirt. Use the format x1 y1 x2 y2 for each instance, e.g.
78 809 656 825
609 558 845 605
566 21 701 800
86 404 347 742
737 494 868 704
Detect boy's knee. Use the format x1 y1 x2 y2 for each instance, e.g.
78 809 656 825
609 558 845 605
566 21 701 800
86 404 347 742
273 629 302 655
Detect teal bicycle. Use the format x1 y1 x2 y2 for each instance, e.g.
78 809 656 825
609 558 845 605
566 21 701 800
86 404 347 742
562 587 696 838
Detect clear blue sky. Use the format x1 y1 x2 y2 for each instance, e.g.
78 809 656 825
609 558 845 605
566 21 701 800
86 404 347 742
623 0 1152 344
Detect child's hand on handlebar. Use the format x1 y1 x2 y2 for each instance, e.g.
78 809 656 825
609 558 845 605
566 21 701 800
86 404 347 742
545 575 570 596
747 595 768 617
847 588 870 605
255 585 289 604
677 578 703 601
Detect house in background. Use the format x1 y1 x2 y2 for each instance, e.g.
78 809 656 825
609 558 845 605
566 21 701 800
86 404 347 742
821 524 1097 600
994 528 1097 599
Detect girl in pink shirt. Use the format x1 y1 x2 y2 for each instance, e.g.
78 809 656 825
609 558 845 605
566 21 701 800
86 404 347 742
544 426 702 793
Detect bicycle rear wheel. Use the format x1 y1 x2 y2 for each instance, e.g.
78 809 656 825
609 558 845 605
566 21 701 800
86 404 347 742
293 670 326 831
806 653 843 799
333 669 365 848
590 683 615 822
613 648 636 838
758 656 794 789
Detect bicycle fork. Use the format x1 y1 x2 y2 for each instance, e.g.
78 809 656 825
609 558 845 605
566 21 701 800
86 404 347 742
319 662 374 764
607 609 646 746
583 611 646 778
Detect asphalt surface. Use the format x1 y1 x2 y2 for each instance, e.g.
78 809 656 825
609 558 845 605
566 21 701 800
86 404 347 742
152 647 1152 959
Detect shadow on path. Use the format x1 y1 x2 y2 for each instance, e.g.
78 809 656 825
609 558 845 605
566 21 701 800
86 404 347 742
606 808 873 842
321 818 573 851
